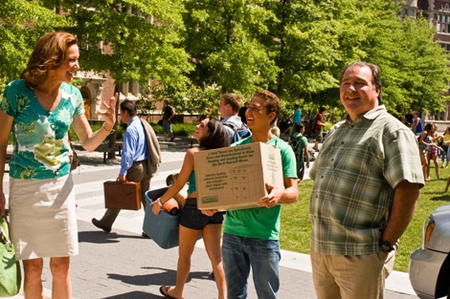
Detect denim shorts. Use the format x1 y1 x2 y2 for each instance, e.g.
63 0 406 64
180 198 224 230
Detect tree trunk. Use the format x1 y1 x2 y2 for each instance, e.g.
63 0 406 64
107 83 120 160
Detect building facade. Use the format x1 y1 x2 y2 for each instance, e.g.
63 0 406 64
397 0 450 130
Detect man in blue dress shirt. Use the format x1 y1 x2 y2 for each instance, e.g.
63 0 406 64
92 100 152 233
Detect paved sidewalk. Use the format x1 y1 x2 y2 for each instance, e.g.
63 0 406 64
8 137 418 298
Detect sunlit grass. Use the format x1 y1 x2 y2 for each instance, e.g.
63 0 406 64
280 163 450 273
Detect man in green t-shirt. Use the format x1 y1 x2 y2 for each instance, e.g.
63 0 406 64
290 123 310 180
222 90 299 299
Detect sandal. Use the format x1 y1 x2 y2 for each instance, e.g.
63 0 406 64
159 286 180 299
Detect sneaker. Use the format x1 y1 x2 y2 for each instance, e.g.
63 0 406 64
91 218 111 233
170 136 175 142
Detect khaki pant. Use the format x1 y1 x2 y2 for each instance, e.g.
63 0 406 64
310 249 395 299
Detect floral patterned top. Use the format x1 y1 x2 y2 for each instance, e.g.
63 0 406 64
1 80 84 180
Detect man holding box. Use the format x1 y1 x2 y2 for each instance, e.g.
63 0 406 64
222 90 299 299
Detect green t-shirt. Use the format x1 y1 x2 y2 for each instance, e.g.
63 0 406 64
223 136 297 240
1 80 84 179
291 132 308 164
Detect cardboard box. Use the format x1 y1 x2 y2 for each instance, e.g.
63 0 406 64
194 142 284 211
143 187 180 249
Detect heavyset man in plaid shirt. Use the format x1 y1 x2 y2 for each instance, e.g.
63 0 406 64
309 62 424 299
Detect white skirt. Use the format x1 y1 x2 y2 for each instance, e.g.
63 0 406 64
9 174 78 260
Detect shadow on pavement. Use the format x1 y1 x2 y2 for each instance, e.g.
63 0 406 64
106 267 213 287
101 291 160 299
78 230 144 244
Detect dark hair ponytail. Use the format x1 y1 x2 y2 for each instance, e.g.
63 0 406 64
199 118 230 150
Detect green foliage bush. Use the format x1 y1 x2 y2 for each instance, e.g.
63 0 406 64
174 122 197 137
68 123 125 142
150 121 197 137
68 121 197 142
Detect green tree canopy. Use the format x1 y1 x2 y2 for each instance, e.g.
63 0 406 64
182 0 279 96
63 0 192 94
261 0 450 117
1 0 449 119
0 0 68 90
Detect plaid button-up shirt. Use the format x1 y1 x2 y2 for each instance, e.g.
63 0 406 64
309 105 424 255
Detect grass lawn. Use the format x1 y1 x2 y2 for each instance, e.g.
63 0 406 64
279 162 450 273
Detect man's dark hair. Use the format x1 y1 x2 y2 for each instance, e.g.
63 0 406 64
340 61 382 104
253 90 281 125
120 99 137 116
294 123 304 133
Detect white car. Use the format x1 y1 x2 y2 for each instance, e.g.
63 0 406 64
409 204 450 299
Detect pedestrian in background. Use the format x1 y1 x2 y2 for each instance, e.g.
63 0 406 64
161 99 175 142
0 31 116 298
312 106 326 152
417 124 429 181
152 118 229 299
92 99 160 234
419 123 441 182
290 123 310 180
271 125 281 137
419 123 437 182
222 90 298 299
411 111 423 136
442 126 450 169
291 104 302 136
292 104 302 125
404 109 414 128
238 101 248 124
426 123 442 181
309 62 424 299
218 93 250 143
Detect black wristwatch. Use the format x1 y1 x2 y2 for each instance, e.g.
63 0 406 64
380 240 395 253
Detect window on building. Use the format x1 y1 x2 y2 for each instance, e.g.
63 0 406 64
439 43 450 52
437 14 450 33
437 111 446 121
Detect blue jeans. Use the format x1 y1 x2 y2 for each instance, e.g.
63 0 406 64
222 233 280 299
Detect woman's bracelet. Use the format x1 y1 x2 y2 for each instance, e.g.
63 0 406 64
157 198 164 207
102 125 113 134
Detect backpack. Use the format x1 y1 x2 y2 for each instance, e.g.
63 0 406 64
289 133 314 162
289 135 301 154
223 121 252 143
